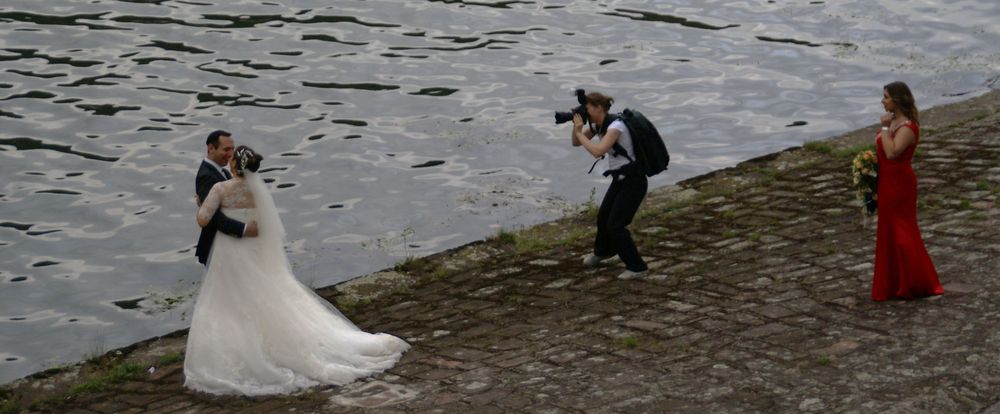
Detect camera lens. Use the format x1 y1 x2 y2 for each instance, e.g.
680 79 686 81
554 111 573 124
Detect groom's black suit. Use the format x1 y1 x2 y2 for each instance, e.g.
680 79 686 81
195 160 246 265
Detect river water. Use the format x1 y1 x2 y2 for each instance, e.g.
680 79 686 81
1 0 997 383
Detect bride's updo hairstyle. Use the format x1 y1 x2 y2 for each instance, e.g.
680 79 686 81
233 145 263 176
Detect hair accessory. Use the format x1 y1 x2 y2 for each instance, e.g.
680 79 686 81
235 147 252 173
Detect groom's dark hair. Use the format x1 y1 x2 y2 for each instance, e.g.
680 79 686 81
206 130 231 148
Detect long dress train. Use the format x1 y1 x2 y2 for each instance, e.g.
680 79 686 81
185 173 409 395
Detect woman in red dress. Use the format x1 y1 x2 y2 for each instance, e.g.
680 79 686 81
871 81 944 301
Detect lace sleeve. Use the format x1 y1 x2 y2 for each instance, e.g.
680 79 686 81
197 183 223 227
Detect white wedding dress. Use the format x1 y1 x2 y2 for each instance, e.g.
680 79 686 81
185 173 409 396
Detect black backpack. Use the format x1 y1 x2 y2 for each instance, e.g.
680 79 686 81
611 108 670 177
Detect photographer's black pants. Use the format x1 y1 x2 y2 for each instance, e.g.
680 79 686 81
594 173 648 272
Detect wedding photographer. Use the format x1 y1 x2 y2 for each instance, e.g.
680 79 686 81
567 90 651 280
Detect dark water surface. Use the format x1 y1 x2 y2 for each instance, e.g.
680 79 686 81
1 0 997 383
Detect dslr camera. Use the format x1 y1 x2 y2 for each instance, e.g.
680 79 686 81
554 89 588 125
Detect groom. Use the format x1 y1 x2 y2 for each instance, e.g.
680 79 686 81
194 130 258 265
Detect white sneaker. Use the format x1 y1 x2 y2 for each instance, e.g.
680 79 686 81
583 254 612 266
617 269 647 280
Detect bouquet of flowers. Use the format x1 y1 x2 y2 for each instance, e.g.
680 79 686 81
852 149 878 217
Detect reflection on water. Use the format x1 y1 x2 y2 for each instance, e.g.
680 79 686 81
1 0 998 383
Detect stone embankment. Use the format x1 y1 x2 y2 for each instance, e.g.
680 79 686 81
3 90 999 413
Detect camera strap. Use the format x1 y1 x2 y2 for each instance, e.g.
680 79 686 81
587 156 604 174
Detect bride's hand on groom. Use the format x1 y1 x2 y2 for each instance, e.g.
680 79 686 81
244 221 259 238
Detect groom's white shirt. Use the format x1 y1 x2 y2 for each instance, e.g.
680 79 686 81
203 158 247 236
203 158 229 178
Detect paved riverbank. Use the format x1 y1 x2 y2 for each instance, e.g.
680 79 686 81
3 89 999 413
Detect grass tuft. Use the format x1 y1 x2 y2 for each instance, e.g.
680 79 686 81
621 337 640 348
393 256 418 272
489 229 516 245
833 143 876 159
803 141 832 154
157 352 184 366
559 228 593 247
67 362 145 397
431 267 450 281
0 391 17 414
514 236 548 253
337 297 371 313
583 187 600 219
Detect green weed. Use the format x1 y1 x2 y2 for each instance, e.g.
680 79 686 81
0 391 17 414
337 297 370 313
431 267 450 280
67 362 145 397
803 141 832 154
583 187 600 219
559 229 593 247
393 256 418 272
489 229 517 246
514 236 548 253
754 167 779 178
833 144 876 159
156 352 183 366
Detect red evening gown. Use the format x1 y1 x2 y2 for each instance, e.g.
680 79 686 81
871 121 944 301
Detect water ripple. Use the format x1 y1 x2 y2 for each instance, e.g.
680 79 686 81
301 81 401 91
0 137 120 161
0 48 104 67
604 8 740 31
0 11 122 30
140 40 214 54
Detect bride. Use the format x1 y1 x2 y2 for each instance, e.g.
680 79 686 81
186 145 409 395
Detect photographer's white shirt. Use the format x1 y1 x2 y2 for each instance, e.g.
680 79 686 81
600 119 635 172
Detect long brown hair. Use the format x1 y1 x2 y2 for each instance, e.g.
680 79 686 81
885 81 919 124
585 91 614 112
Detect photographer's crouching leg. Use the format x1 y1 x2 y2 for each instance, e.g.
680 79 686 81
585 179 621 267
605 176 649 280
